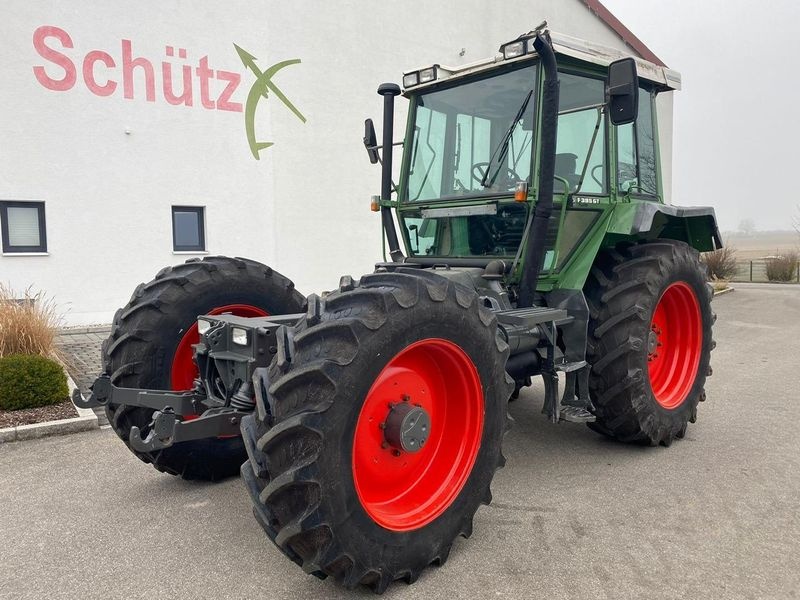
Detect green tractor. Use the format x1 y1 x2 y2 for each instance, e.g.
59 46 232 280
77 26 718 593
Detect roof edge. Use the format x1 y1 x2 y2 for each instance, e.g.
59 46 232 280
581 0 667 67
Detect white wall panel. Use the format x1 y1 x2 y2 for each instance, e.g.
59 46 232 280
0 0 659 324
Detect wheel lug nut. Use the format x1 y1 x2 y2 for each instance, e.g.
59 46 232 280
392 449 401 457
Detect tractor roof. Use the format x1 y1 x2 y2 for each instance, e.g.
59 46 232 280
401 29 681 96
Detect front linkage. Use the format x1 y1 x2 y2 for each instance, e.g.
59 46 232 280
77 287 596 454
74 312 302 451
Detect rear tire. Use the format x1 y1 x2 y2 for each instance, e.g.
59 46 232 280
103 256 305 480
584 240 715 446
241 269 513 592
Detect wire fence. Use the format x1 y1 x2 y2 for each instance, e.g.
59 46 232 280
730 260 800 283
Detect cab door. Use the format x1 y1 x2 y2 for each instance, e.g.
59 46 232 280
540 71 609 274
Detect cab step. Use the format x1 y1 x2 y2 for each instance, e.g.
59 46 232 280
495 306 570 328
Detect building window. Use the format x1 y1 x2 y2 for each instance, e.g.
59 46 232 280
171 206 205 251
0 201 47 253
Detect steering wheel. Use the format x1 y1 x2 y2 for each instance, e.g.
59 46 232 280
471 162 523 187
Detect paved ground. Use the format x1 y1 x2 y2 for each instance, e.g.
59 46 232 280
56 326 110 425
56 326 109 392
2 283 799 599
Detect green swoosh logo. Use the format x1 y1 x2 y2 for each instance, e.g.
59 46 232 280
234 44 306 160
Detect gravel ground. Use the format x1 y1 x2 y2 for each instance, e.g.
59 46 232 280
0 399 76 428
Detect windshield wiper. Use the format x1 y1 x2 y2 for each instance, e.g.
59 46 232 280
481 89 533 188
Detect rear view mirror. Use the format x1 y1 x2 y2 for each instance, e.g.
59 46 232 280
363 118 379 164
607 58 639 126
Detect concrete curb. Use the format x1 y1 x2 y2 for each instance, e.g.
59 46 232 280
713 286 735 297
0 366 99 444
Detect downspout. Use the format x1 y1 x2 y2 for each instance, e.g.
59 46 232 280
517 34 559 307
377 83 404 261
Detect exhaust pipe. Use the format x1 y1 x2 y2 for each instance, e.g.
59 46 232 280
517 35 559 307
378 83 404 262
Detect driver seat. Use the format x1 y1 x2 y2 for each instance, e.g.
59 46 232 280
555 153 580 192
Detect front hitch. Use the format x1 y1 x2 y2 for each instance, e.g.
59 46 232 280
129 408 246 452
74 373 247 451
72 374 201 416
71 374 113 409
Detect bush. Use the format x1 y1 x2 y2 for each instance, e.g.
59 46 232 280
0 284 62 359
0 354 68 411
766 251 799 282
701 246 738 280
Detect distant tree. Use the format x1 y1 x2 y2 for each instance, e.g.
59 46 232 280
738 218 756 236
794 205 799 237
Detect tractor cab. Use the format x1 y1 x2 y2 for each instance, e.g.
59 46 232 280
366 28 691 294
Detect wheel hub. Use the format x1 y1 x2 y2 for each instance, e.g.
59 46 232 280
383 398 430 453
647 328 659 357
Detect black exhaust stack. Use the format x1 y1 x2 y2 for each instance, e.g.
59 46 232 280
378 83 404 261
517 35 559 307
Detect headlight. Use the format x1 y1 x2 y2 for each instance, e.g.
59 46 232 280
402 65 438 89
402 71 419 88
418 67 436 83
500 36 537 60
231 327 248 346
501 40 525 59
197 319 212 335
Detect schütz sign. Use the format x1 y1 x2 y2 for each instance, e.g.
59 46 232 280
31 25 305 159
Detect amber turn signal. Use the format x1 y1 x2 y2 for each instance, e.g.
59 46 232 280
514 181 528 202
370 195 380 212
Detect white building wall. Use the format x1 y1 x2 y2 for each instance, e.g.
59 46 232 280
0 0 652 325
656 91 674 204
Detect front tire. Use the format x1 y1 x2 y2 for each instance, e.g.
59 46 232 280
584 240 715 446
103 256 305 480
241 269 513 592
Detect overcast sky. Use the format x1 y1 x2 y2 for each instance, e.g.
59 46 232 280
602 0 799 232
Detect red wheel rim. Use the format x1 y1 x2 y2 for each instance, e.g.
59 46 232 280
352 338 484 532
170 304 268 391
647 282 702 409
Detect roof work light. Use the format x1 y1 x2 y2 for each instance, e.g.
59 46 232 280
402 65 439 89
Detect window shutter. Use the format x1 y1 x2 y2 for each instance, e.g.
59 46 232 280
7 206 41 247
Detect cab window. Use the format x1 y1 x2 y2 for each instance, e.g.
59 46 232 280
405 64 538 202
616 88 658 197
555 72 607 195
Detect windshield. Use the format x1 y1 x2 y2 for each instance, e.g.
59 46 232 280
404 63 538 202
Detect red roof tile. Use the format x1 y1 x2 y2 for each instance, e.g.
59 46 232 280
581 0 667 66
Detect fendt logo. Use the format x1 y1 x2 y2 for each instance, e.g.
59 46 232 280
234 45 306 159
31 25 305 159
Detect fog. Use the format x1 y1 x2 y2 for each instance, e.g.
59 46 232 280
602 0 800 232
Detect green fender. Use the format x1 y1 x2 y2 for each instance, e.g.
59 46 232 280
604 202 722 252
549 202 722 292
